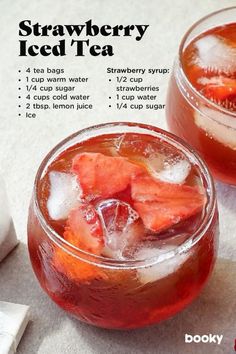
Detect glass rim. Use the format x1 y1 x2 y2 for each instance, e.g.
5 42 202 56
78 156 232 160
33 122 216 269
178 6 236 118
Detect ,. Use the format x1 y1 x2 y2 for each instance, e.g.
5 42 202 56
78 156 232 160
27 122 219 329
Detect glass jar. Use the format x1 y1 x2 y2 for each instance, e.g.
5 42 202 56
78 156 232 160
166 7 236 185
28 122 219 329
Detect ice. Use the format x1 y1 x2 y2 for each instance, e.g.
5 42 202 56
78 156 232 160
194 107 236 149
47 172 81 220
145 153 165 171
115 134 165 160
136 245 191 284
139 144 190 184
198 76 223 86
194 35 236 75
96 199 141 259
152 159 191 184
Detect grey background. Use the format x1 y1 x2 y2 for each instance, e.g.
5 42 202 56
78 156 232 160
0 1 235 353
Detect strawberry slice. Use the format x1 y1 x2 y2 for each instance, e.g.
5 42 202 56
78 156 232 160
53 249 107 282
53 203 105 282
72 152 143 199
203 77 236 105
64 202 104 255
131 175 206 232
133 201 202 233
131 175 205 203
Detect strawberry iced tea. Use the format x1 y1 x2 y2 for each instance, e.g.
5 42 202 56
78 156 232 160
166 7 236 185
28 123 218 329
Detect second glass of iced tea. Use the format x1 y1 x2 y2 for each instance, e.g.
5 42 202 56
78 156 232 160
166 7 236 185
28 122 219 329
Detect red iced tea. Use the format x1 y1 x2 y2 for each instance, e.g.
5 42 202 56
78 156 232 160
28 123 218 329
166 7 236 185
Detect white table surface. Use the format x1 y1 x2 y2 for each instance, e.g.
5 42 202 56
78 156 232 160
0 1 236 353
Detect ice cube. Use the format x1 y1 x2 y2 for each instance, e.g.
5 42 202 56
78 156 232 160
47 172 81 220
136 245 190 284
195 35 236 75
152 159 191 184
194 107 236 149
198 76 223 86
96 199 142 259
145 153 165 171
115 134 163 159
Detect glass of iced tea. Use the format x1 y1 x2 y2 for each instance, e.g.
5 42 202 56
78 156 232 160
28 122 219 329
166 7 236 185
